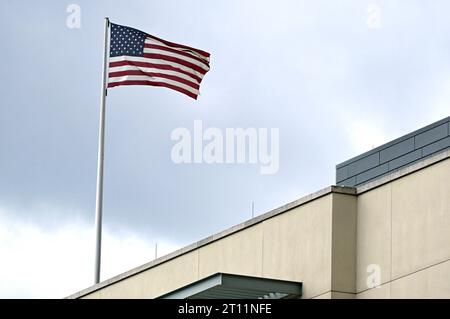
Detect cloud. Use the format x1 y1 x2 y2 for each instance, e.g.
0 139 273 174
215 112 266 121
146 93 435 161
345 117 390 155
1 0 450 298
0 206 181 298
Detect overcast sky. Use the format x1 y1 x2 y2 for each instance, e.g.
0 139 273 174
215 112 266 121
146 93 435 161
1 0 449 298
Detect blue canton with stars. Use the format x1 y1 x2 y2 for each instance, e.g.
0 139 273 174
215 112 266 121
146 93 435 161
110 23 146 57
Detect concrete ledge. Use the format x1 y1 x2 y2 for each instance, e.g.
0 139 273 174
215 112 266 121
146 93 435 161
67 185 356 299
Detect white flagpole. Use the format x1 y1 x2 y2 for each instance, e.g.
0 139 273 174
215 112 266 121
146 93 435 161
94 17 110 285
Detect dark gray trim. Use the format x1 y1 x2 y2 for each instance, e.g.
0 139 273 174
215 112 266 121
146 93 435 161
157 273 302 299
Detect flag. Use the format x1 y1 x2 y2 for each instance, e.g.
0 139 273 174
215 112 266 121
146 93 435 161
108 23 211 99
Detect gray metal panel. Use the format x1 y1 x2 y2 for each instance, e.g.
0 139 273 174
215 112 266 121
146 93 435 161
336 116 450 168
388 149 422 171
356 163 388 185
221 274 301 295
422 136 450 157
415 123 448 149
157 273 302 299
336 166 348 183
347 153 379 176
335 117 450 187
191 287 270 299
379 138 414 163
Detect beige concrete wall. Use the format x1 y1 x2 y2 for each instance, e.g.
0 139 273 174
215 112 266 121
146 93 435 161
391 159 450 279
331 194 357 294
356 183 392 293
82 192 359 299
84 250 199 299
80 157 450 299
313 291 355 299
356 283 391 299
357 259 450 299
260 194 333 298
390 259 450 298
357 158 450 298
198 224 263 279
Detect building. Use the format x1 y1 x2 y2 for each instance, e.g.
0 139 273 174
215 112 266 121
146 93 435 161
69 116 450 299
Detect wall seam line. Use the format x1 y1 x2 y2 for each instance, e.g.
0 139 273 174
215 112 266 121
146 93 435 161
389 182 393 299
356 256 450 295
309 289 357 299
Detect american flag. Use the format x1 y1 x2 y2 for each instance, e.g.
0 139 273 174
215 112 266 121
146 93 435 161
108 23 210 99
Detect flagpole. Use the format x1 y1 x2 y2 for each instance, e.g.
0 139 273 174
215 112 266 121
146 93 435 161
94 17 110 285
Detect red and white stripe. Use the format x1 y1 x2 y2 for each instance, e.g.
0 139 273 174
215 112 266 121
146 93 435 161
108 34 210 99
